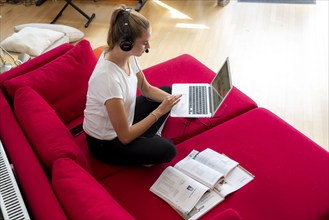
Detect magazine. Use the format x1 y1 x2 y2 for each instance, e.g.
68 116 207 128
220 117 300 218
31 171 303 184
150 148 254 220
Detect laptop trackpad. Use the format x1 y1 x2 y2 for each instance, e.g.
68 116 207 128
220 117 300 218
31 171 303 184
170 93 188 117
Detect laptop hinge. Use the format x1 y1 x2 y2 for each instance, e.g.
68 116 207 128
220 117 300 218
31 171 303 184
209 86 214 115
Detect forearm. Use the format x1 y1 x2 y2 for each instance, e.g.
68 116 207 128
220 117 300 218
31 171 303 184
123 111 160 144
107 98 165 145
142 85 170 102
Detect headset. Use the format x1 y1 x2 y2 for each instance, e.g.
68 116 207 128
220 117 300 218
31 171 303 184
120 8 134 52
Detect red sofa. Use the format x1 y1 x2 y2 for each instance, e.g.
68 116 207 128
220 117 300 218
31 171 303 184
0 40 328 220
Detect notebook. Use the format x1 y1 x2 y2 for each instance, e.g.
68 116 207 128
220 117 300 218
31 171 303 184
170 58 232 118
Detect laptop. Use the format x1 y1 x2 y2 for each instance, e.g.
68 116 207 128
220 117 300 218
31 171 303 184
170 57 232 118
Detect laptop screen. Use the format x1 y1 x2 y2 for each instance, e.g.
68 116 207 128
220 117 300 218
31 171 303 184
210 58 232 114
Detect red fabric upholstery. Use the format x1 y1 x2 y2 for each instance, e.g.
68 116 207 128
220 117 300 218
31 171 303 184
100 165 180 220
207 209 242 220
4 40 97 124
176 108 329 220
52 158 135 220
99 108 329 220
141 54 216 88
14 87 92 175
142 54 257 143
0 92 67 220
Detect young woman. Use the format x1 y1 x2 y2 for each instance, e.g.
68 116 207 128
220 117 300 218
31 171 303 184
83 5 181 166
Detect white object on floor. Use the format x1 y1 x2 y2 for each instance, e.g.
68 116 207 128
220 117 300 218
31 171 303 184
14 23 84 42
0 27 65 56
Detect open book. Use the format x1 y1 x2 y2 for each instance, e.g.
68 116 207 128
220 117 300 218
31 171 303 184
150 148 254 220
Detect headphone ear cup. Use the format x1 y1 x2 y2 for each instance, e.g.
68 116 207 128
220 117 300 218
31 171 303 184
120 38 133 51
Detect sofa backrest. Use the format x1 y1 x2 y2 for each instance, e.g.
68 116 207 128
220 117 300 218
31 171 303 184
3 40 97 124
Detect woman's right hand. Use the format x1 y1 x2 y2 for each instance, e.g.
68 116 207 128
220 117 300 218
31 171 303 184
154 94 182 116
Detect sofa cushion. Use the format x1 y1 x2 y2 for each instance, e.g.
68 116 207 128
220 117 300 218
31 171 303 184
14 23 84 42
4 39 97 124
142 54 257 143
0 27 65 56
13 86 92 175
52 158 135 220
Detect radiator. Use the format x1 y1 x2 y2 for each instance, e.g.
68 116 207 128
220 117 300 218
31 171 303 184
0 141 30 220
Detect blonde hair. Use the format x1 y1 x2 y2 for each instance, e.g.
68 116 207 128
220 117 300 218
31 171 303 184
107 5 150 50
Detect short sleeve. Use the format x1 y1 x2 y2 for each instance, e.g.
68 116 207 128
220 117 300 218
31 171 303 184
89 72 123 105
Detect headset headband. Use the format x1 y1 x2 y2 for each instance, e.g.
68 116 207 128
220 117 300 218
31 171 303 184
123 8 131 37
120 8 133 51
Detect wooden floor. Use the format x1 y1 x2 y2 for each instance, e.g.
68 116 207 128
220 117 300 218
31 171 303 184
1 0 328 150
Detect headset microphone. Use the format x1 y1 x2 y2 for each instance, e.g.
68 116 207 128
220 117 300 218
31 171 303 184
145 49 149 53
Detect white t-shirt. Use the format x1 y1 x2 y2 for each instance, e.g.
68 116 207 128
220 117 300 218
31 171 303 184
83 53 141 140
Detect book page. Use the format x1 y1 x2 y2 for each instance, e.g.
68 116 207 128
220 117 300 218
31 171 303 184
149 166 209 214
150 149 254 219
195 148 239 176
185 190 224 220
174 156 224 189
215 166 254 197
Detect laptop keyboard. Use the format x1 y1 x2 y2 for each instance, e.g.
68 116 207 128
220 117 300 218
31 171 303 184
189 85 208 114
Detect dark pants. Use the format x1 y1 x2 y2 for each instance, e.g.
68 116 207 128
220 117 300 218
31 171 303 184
86 86 176 165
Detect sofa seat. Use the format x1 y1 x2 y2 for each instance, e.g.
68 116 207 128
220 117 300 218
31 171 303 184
98 108 329 220
176 107 329 220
